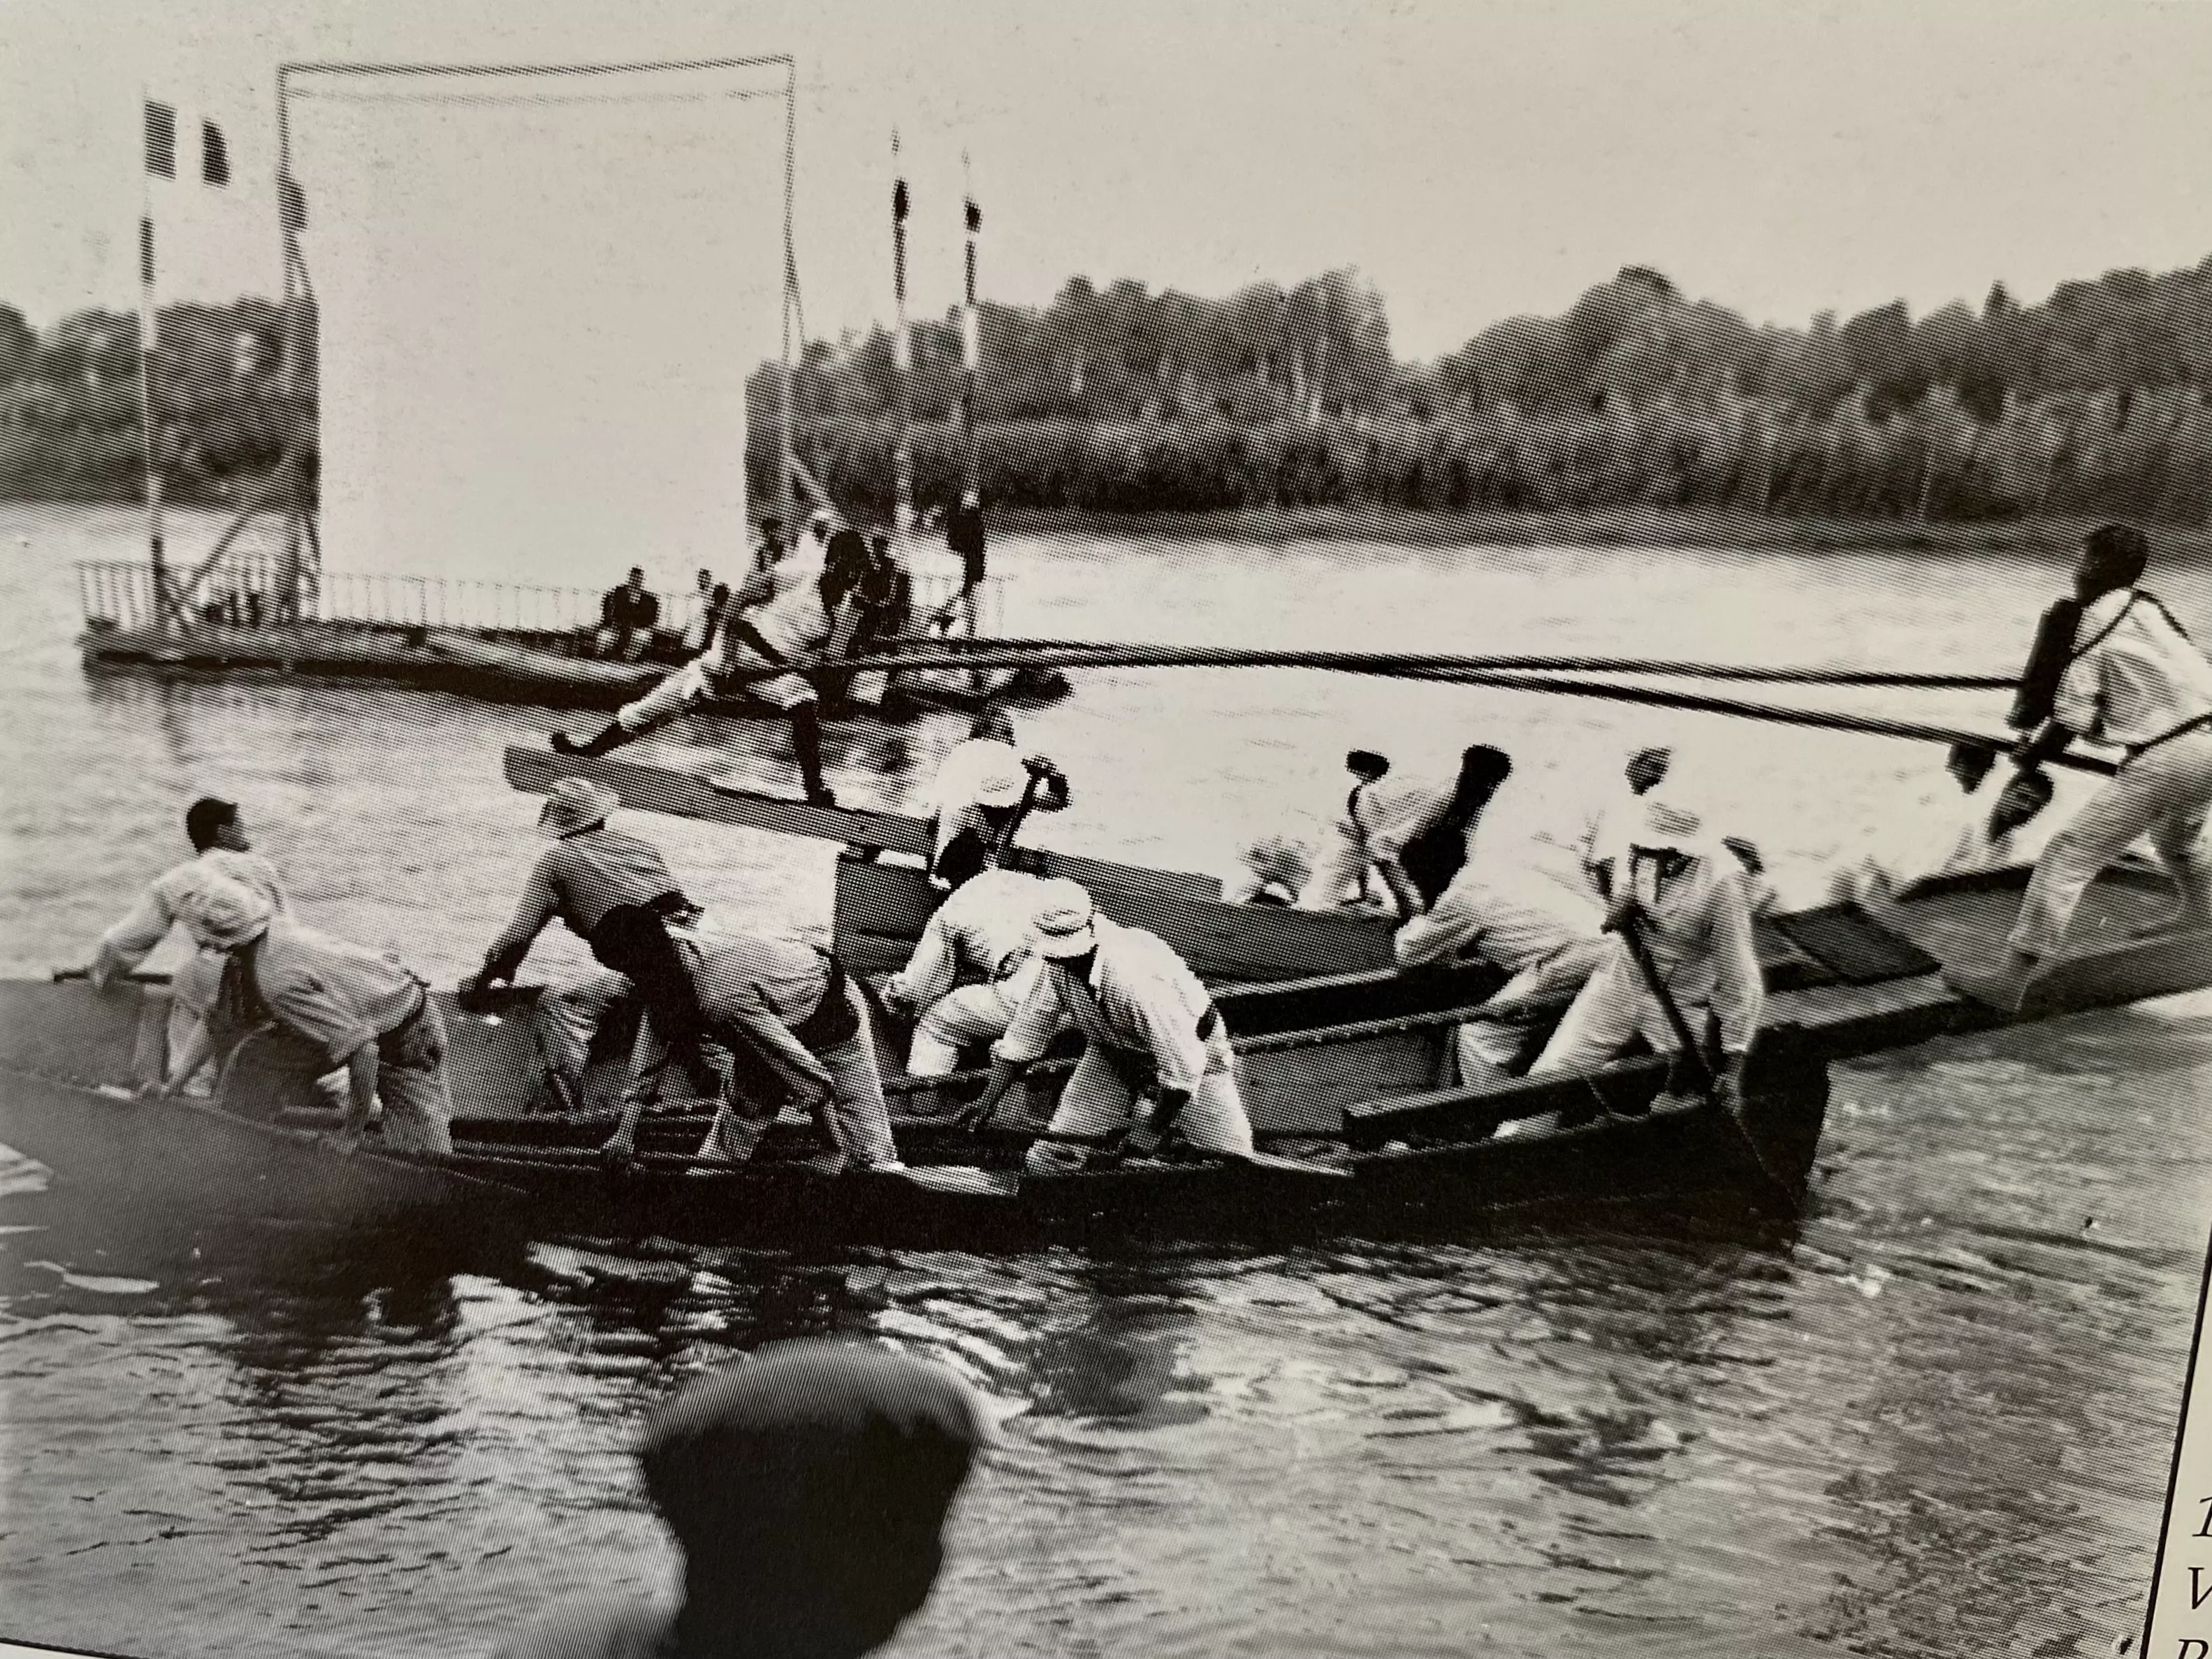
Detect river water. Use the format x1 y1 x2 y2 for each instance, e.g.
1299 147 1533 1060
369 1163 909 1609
2 502 2209 1658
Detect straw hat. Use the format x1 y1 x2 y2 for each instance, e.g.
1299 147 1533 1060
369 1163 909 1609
973 757 1028 811
177 875 272 952
539 777 620 838
1032 878 1099 959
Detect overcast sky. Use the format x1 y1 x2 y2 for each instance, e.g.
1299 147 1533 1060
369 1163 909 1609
4 0 2211 361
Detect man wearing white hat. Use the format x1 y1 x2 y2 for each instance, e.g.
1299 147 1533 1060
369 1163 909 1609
963 880 1257 1173
172 876 453 1157
467 776 697 1113
881 867 1051 1083
1518 794 1766 1124
90 796 291 1095
924 709 1069 890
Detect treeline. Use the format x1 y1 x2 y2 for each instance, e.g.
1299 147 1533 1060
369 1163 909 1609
10 254 2212 527
0 298 314 504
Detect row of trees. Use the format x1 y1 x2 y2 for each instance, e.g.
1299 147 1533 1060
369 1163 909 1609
9 252 2212 523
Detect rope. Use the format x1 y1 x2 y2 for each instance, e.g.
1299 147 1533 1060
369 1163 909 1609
857 637 2017 690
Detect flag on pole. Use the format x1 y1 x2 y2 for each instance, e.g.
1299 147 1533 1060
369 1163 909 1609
145 102 175 178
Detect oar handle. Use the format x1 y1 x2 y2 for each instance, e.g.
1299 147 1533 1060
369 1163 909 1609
1612 905 1716 1095
988 767 1048 868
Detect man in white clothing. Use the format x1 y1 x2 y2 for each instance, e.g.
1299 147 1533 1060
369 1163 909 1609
963 880 1257 1173
924 709 1069 889
880 867 1049 1083
551 530 872 805
1955 523 2212 1011
1297 750 1423 913
1511 796 1766 1133
91 797 292 1094
1395 863 1609 1085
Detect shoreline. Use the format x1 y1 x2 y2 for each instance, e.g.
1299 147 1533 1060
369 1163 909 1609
996 504 2212 560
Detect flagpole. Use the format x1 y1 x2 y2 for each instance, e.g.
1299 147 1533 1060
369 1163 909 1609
892 131 912 549
138 95 168 633
778 59 796 537
275 67 305 622
959 153 981 672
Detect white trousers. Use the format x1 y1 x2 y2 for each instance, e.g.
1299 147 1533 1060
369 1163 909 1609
618 649 813 732
1528 936 1717 1076
1027 1028 1256 1173
2009 729 2212 959
1453 936 1610 1080
907 961 1042 1077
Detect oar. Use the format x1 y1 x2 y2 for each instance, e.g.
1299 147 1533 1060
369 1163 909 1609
987 763 1049 869
1610 903 1787 1191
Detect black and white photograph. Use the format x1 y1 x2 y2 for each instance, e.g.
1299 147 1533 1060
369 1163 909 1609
5 3 2212 1656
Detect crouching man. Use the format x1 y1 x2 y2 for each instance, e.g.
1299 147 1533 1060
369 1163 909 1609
961 880 1257 1173
598 911 904 1175
173 876 453 1157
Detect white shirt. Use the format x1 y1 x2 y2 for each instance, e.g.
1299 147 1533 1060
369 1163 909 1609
715 573 830 667
1353 776 1453 864
929 737 1028 867
2055 588 2212 749
1394 862 1602 972
995 918 1215 1094
1620 850 1765 1055
680 586 718 652
887 869 1045 1008
96 848 287 974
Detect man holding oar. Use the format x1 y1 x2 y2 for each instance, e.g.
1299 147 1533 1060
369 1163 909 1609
1953 523 2212 1013
959 879 1259 1173
1369 744 1515 919
924 709 1069 890
1506 795 1766 1137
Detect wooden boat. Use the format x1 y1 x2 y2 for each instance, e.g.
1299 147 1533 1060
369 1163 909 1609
4 854 2206 1243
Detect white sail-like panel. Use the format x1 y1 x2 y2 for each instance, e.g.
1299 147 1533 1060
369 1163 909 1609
288 62 785 602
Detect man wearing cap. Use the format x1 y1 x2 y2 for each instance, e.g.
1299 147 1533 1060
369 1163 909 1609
551 528 871 807
91 797 296 1094
925 709 1070 890
174 876 453 1157
490 1340 982 1659
880 866 1050 1085
1955 523 2212 1012
595 567 661 662
1393 860 1609 1086
467 777 700 1114
962 879 1258 1173
597 913 903 1175
1513 795 1765 1128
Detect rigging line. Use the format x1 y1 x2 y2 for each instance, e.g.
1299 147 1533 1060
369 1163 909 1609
862 637 2017 689
285 87 789 107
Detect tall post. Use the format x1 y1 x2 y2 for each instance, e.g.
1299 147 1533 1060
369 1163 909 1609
139 97 168 632
892 131 913 546
778 59 797 535
959 156 982 665
275 68 305 621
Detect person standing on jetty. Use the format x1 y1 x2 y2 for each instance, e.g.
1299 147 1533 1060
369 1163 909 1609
90 797 291 1094
596 567 661 662
489 1340 982 1659
963 880 1258 1173
1952 523 2212 1012
551 531 873 807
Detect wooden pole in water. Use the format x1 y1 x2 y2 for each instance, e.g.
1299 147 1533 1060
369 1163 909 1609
778 59 798 537
960 154 982 688
138 94 169 633
892 131 913 546
274 67 305 623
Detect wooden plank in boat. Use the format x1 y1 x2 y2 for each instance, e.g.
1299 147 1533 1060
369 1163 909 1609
834 855 1389 985
505 748 1223 910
